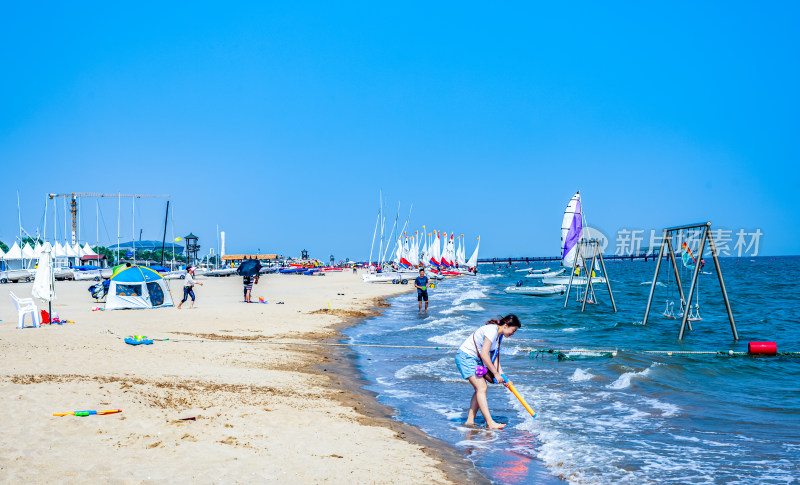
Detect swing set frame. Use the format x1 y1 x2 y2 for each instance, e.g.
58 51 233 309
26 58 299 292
642 222 738 340
563 238 617 312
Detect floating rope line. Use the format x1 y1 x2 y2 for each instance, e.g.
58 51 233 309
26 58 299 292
103 330 800 357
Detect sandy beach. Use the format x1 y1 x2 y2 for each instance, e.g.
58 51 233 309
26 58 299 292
0 271 482 483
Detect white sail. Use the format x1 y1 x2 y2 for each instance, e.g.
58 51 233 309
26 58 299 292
466 237 480 267
394 236 402 265
430 231 441 266
561 192 583 268
421 232 429 267
441 234 456 267
409 235 420 267
456 235 467 266
439 232 449 265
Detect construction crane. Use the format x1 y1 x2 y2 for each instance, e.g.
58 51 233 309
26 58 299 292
48 193 170 245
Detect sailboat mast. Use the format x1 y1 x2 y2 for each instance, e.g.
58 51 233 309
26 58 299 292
161 201 170 267
53 195 57 246
368 211 379 266
131 198 135 265
170 203 175 270
378 191 384 267
382 202 399 264
117 193 120 263
17 191 22 244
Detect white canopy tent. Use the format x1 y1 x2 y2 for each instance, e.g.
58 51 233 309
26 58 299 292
73 243 87 258
21 243 35 260
3 242 24 270
5 242 22 259
82 243 97 257
33 242 44 259
64 244 79 259
53 242 67 258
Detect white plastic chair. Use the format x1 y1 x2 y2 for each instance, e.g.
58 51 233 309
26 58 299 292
10 291 40 329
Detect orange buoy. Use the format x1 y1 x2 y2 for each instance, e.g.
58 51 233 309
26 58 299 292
748 342 777 356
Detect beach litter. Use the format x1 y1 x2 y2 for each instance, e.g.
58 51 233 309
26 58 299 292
40 310 75 325
53 409 122 417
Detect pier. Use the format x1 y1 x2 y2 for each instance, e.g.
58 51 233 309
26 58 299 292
478 250 664 264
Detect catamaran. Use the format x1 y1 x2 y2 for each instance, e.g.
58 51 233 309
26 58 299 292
504 284 566 296
542 191 606 286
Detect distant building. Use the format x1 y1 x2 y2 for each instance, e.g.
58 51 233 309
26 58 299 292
109 240 185 253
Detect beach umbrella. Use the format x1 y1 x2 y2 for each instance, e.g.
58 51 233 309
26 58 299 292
32 243 56 318
236 259 262 277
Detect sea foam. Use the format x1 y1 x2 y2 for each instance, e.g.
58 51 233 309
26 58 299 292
570 368 595 382
607 363 661 390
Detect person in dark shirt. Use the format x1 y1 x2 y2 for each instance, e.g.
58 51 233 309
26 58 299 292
414 268 430 313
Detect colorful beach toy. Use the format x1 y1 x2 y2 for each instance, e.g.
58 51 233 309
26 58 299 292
501 374 536 417
53 409 122 417
125 335 153 345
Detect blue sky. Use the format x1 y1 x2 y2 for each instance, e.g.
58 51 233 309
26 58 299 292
1 2 797 259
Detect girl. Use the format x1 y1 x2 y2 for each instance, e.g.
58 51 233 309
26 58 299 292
455 314 521 429
177 266 203 309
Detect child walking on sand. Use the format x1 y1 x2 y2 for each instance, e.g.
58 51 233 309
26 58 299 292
177 266 203 309
455 314 521 429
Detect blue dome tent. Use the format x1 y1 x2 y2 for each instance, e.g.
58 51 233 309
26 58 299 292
106 265 173 310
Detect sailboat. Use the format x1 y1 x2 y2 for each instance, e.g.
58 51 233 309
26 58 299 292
542 191 606 286
451 235 478 275
466 236 479 269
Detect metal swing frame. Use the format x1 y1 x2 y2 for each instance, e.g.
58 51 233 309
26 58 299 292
642 222 738 340
563 238 617 312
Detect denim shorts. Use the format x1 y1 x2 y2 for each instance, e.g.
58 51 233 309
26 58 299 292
455 349 481 380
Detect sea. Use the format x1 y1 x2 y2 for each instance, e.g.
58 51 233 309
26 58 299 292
344 257 800 484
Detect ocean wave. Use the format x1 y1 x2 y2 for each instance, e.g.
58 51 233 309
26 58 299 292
428 328 473 347
607 363 662 390
399 315 466 332
562 327 586 333
641 281 666 286
452 289 488 306
422 401 464 421
375 377 395 386
395 357 454 380
440 302 485 314
640 397 679 417
569 368 595 382
381 389 422 400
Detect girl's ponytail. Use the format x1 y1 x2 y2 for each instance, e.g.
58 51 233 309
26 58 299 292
486 314 521 328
